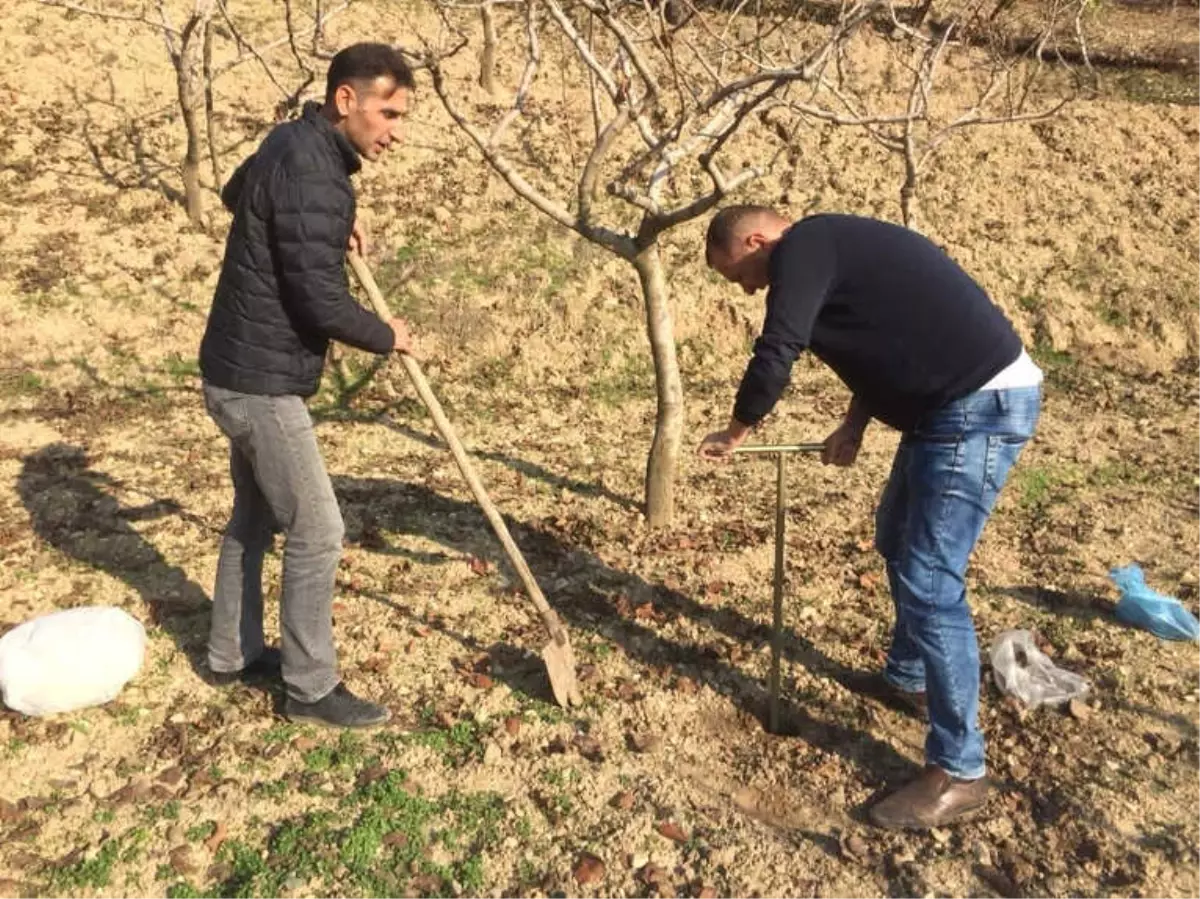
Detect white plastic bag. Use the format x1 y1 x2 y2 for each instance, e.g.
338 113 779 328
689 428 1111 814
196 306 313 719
0 607 145 716
989 629 1089 709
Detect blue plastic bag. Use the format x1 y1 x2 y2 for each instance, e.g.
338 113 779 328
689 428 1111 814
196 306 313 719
1110 564 1200 642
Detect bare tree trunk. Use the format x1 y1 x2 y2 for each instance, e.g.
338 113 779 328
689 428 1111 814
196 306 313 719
312 0 325 54
174 5 212 226
203 18 222 189
479 1 498 94
633 240 683 528
900 161 919 230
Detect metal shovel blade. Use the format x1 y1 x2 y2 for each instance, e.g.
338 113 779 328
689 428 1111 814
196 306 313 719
542 635 583 708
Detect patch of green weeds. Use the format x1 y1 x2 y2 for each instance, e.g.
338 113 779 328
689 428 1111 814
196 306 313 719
204 768 508 897
0 371 46 397
163 352 200 382
589 353 653 406
51 826 147 892
406 715 487 767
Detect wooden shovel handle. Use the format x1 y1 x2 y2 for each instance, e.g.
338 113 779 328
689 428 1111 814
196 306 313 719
347 253 568 646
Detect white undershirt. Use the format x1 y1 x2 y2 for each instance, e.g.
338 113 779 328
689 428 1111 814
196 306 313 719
980 348 1043 391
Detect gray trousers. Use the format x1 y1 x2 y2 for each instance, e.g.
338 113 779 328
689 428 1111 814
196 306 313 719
202 382 342 702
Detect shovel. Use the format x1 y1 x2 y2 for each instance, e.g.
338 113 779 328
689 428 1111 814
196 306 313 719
346 252 582 708
732 442 823 732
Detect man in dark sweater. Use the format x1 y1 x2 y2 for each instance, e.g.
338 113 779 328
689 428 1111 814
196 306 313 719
198 44 414 728
700 207 1043 829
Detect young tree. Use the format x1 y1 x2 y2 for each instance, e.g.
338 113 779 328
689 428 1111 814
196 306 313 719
414 0 1090 527
826 0 1093 230
418 0 885 526
36 0 352 225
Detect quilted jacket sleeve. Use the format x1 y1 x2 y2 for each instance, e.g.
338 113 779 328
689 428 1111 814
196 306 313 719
266 159 394 354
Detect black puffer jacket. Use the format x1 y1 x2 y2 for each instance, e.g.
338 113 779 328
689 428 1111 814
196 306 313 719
199 102 393 397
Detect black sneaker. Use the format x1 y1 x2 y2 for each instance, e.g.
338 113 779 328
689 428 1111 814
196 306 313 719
283 682 391 729
208 647 283 687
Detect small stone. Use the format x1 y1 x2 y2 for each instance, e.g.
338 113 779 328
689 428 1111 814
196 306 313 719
1067 699 1091 721
293 736 318 752
157 766 184 787
930 827 951 845
656 820 688 843
356 764 388 788
841 833 868 858
504 716 522 736
611 790 635 811
382 831 409 848
169 845 195 875
626 731 660 753
697 887 719 899
572 853 605 885
206 863 233 882
466 672 495 689
574 735 604 762
410 874 443 894
638 863 668 885
545 736 568 754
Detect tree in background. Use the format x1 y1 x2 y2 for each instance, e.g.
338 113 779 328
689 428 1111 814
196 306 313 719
414 0 1089 526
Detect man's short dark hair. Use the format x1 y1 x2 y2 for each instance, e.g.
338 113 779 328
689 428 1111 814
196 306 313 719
325 43 416 104
705 204 777 265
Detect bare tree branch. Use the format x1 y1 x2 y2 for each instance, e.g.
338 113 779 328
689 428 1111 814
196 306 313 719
579 105 632 223
34 0 181 34
489 0 542 147
215 0 295 100
427 55 633 255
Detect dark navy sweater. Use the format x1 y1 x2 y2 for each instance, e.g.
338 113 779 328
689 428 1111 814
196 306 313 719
733 214 1021 432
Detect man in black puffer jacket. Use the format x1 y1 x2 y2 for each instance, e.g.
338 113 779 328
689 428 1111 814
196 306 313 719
199 43 414 728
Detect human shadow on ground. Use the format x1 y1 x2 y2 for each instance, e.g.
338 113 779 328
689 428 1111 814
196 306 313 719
17 443 212 680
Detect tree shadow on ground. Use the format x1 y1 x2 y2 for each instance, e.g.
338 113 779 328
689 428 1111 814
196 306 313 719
332 473 922 800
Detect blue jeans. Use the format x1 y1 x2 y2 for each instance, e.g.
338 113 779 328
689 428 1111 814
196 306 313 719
874 386 1041 779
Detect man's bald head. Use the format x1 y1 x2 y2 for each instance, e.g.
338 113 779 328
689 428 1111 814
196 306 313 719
704 205 788 267
704 205 790 295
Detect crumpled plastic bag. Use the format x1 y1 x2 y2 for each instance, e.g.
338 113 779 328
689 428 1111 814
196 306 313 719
1110 563 1200 642
989 629 1089 708
0 607 145 717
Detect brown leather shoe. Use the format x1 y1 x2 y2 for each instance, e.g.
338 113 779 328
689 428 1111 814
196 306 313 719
869 766 990 830
845 670 928 720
